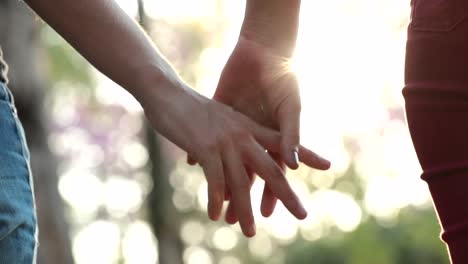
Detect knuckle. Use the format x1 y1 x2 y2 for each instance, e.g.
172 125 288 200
230 127 250 141
204 140 219 153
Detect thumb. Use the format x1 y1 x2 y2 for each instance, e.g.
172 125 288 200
277 94 301 169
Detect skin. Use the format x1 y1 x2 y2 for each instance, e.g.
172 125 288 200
223 0 308 223
191 0 331 226
24 0 330 237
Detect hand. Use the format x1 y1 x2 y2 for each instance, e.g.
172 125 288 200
215 36 306 168
212 36 331 221
141 81 308 237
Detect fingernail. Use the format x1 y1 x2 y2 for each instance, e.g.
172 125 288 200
292 148 300 167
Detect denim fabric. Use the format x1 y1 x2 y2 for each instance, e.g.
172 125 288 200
0 82 37 263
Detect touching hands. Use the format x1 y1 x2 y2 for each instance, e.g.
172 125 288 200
211 36 331 226
185 36 330 233
142 81 314 237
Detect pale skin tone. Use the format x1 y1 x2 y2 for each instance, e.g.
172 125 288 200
24 0 330 237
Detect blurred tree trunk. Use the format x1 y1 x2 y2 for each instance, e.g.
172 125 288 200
137 1 184 263
0 1 74 263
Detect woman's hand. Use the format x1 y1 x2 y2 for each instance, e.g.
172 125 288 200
211 36 331 222
140 78 308 237
215 36 307 168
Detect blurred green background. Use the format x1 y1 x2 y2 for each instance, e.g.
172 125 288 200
0 0 449 263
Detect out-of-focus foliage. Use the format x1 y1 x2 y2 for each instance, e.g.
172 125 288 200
149 20 210 85
286 208 448 264
41 26 95 91
168 161 448 264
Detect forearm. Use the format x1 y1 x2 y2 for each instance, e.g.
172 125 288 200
241 0 301 56
25 0 184 104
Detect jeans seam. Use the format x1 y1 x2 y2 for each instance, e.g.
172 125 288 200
11 115 39 260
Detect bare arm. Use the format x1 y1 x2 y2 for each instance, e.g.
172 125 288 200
242 0 301 56
25 0 178 104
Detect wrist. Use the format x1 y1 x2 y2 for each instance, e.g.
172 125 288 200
241 0 300 57
138 73 208 156
131 64 185 108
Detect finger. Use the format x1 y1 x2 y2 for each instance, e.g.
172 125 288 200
200 155 225 221
298 146 331 170
243 140 307 220
224 141 256 237
277 93 301 170
225 199 238 224
187 155 197 165
246 166 257 185
261 183 277 217
225 168 255 224
224 186 232 201
260 152 281 217
239 116 330 171
236 108 330 172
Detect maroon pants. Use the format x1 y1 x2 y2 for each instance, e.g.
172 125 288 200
404 0 468 262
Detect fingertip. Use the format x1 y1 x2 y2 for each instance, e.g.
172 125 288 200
225 202 238 224
298 210 308 220
260 201 272 217
284 153 299 170
315 156 331 170
296 200 308 220
187 155 197 165
209 212 221 221
225 213 238 224
292 149 300 168
208 189 224 221
261 206 274 218
260 185 277 218
208 202 222 221
298 146 332 170
283 149 300 170
245 224 256 237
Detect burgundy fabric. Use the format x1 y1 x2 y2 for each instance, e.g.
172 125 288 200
403 0 468 262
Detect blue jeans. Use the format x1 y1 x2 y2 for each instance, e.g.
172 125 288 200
0 82 38 263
